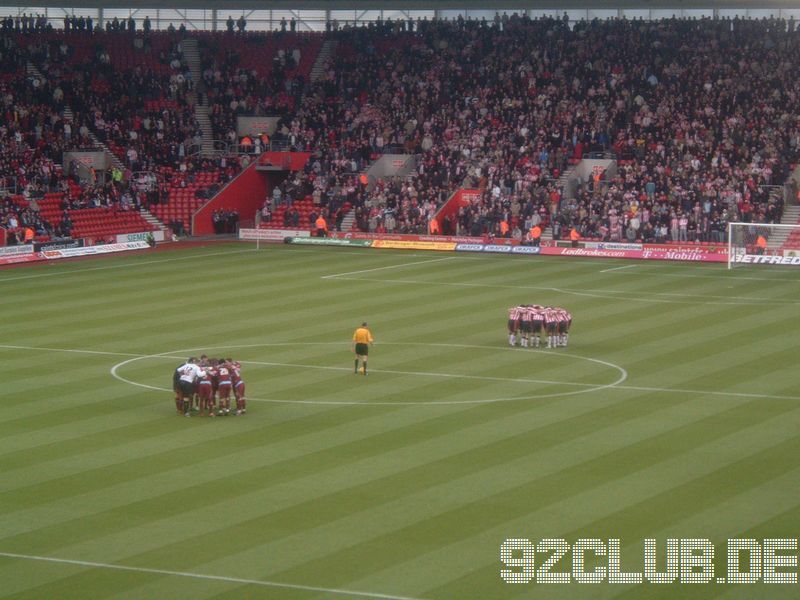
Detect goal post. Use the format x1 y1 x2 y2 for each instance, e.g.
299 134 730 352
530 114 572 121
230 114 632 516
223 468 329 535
727 222 800 268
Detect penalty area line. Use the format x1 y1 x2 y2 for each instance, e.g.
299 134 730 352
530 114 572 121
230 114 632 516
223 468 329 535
0 551 423 600
600 264 637 273
321 256 458 279
0 248 255 283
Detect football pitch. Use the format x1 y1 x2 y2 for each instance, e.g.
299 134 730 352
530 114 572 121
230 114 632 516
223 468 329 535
2 241 799 599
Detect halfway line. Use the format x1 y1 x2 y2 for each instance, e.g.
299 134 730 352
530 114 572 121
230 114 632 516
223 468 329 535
0 551 422 600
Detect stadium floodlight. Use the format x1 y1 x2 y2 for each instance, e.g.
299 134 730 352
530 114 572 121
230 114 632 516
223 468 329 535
727 222 800 269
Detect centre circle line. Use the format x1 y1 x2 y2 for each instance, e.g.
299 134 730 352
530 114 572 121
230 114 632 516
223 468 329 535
110 342 628 406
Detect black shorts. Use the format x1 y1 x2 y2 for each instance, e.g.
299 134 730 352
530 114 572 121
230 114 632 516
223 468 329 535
355 343 369 356
520 320 531 333
558 322 567 334
178 380 194 398
532 321 542 333
546 322 557 333
507 319 518 332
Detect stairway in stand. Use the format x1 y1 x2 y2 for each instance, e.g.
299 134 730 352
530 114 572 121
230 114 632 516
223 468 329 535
309 39 337 84
181 38 215 157
339 207 356 232
140 208 168 232
27 61 125 173
541 162 579 241
768 201 800 251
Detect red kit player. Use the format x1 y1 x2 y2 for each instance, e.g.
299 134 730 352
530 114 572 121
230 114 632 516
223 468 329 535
197 366 216 416
226 358 246 416
216 361 233 415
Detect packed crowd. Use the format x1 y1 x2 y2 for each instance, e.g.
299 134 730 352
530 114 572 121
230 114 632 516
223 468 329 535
0 29 247 240
199 36 312 143
3 15 799 244
266 15 797 239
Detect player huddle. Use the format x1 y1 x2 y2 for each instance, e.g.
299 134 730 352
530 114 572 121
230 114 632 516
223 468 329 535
174 355 246 417
507 305 572 349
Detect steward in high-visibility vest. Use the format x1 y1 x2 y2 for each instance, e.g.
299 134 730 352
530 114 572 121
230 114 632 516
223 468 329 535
428 218 440 235
570 227 580 247
529 225 542 246
756 235 767 255
499 219 509 237
315 215 328 237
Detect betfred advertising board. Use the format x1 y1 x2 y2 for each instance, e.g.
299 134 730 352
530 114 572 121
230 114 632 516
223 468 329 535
733 254 800 266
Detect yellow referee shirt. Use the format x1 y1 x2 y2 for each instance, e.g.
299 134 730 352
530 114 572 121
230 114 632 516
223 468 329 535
352 327 373 344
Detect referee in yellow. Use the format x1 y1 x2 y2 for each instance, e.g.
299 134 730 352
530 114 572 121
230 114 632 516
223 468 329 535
352 322 374 375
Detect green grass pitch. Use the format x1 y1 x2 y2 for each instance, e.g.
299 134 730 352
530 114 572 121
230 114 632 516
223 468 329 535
1 242 799 599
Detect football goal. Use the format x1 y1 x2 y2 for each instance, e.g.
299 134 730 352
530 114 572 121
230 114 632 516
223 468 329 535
727 222 800 269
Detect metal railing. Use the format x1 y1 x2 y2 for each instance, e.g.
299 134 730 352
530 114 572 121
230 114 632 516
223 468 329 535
581 150 616 160
185 142 203 157
131 170 165 193
0 180 19 195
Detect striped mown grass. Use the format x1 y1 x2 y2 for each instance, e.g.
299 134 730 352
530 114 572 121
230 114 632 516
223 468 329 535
1 242 799 599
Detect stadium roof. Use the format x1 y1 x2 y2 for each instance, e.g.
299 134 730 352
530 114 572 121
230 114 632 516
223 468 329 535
3 0 800 9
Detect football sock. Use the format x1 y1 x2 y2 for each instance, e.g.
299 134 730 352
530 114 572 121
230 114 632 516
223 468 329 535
363 362 367 375
355 359 359 373
509 334 515 346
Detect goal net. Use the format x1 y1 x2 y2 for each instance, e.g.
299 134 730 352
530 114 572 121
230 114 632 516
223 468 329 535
728 222 800 268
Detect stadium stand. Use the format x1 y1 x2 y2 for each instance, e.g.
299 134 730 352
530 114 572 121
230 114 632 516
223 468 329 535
2 15 799 244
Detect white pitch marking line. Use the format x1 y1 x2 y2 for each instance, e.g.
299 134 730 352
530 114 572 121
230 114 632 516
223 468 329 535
179 357 607 389
326 275 800 306
4 342 798 403
318 251 800 282
249 360 600 387
0 551 422 600
0 344 143 358
321 256 458 279
0 248 256 283
600 264 637 273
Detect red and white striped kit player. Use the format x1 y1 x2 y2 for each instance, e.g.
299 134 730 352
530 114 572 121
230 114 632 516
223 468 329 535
553 308 569 346
519 305 533 347
507 306 523 346
554 308 571 347
543 307 559 348
529 305 545 348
